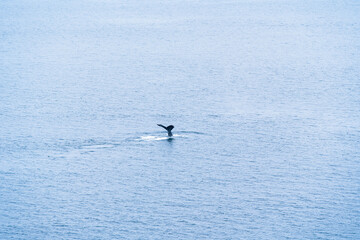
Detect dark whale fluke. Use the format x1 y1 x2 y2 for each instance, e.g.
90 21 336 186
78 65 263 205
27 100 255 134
157 124 174 137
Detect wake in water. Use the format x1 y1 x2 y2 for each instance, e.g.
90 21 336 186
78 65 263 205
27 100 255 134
134 131 207 142
53 131 207 155
137 134 183 142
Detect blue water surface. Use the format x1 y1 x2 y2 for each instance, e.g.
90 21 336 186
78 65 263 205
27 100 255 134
1 0 359 239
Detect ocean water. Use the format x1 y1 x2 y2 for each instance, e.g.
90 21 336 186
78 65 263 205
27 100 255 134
1 0 359 239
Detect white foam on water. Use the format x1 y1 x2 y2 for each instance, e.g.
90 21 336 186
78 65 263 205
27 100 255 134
139 136 170 141
137 134 187 142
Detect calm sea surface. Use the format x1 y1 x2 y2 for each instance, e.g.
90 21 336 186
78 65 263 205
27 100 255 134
1 0 359 239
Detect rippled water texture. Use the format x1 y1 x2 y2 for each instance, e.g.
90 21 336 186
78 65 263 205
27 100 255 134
1 0 359 239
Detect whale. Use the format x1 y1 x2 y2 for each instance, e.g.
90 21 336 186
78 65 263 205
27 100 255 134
157 124 174 137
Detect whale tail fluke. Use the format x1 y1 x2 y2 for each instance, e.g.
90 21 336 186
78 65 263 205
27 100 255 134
157 124 174 137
